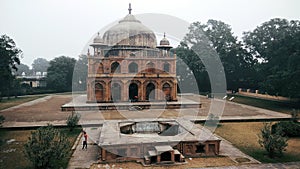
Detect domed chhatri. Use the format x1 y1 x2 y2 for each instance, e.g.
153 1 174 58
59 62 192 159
93 32 104 44
157 32 172 49
86 4 177 103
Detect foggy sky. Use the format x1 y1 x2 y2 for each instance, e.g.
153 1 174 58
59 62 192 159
1 0 299 67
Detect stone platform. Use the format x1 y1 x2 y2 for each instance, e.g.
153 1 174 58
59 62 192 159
61 95 201 111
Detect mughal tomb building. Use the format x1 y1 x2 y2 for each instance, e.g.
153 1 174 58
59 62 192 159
86 4 177 103
81 5 222 165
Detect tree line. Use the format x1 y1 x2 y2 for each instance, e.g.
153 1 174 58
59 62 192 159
0 17 299 98
176 18 300 98
0 34 87 98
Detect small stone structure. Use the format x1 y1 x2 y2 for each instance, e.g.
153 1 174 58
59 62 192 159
98 118 221 165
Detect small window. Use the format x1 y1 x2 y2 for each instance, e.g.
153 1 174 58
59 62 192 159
128 62 138 73
163 63 170 72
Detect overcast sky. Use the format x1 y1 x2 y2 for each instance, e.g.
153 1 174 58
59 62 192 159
1 0 299 67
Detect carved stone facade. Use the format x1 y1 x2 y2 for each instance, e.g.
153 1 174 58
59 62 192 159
86 6 177 103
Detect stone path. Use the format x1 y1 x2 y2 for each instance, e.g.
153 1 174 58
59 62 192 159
218 137 260 164
199 161 300 169
67 126 102 169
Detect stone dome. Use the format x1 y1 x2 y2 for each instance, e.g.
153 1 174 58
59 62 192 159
90 32 106 47
102 13 157 48
159 35 170 46
157 33 172 49
93 32 104 44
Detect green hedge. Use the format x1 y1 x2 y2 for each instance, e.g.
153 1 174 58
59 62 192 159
272 121 300 137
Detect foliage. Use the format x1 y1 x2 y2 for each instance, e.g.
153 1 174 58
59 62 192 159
14 63 31 76
32 58 49 73
243 18 300 98
46 56 76 92
291 109 299 122
272 121 300 137
24 124 71 169
175 45 210 93
0 115 5 127
72 55 88 91
180 20 257 92
66 111 80 131
0 34 22 98
258 122 288 158
206 113 220 126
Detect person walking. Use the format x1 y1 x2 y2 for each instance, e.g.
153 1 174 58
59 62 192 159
82 131 88 150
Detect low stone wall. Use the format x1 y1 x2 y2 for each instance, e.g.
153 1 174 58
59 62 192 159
237 88 298 102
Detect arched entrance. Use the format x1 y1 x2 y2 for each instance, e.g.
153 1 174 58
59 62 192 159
146 83 155 101
111 62 120 73
161 151 172 161
162 83 171 101
111 83 121 101
95 83 104 102
129 83 138 101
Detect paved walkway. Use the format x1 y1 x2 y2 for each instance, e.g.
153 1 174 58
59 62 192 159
199 161 300 169
67 126 102 169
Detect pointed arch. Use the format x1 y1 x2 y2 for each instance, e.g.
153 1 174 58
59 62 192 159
111 82 121 101
111 62 121 73
146 82 156 100
94 83 104 102
128 62 138 73
146 62 155 73
163 82 172 101
163 62 170 73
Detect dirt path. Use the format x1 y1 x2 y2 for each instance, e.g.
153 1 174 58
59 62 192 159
0 95 73 122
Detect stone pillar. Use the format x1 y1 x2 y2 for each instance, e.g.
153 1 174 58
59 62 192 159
102 149 106 161
122 82 128 101
105 82 110 102
171 151 175 162
141 82 145 101
205 144 209 155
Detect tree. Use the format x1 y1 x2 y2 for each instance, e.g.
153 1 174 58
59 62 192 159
14 63 31 76
181 20 257 92
258 122 288 158
243 18 300 98
0 35 22 98
175 43 210 93
32 58 49 73
46 56 76 92
24 124 70 169
72 55 88 91
0 115 5 127
66 111 80 131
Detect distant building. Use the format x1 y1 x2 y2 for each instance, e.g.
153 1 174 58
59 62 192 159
86 4 177 103
17 72 47 88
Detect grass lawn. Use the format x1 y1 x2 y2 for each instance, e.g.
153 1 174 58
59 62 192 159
0 95 46 111
227 94 299 114
0 127 81 169
214 122 300 163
